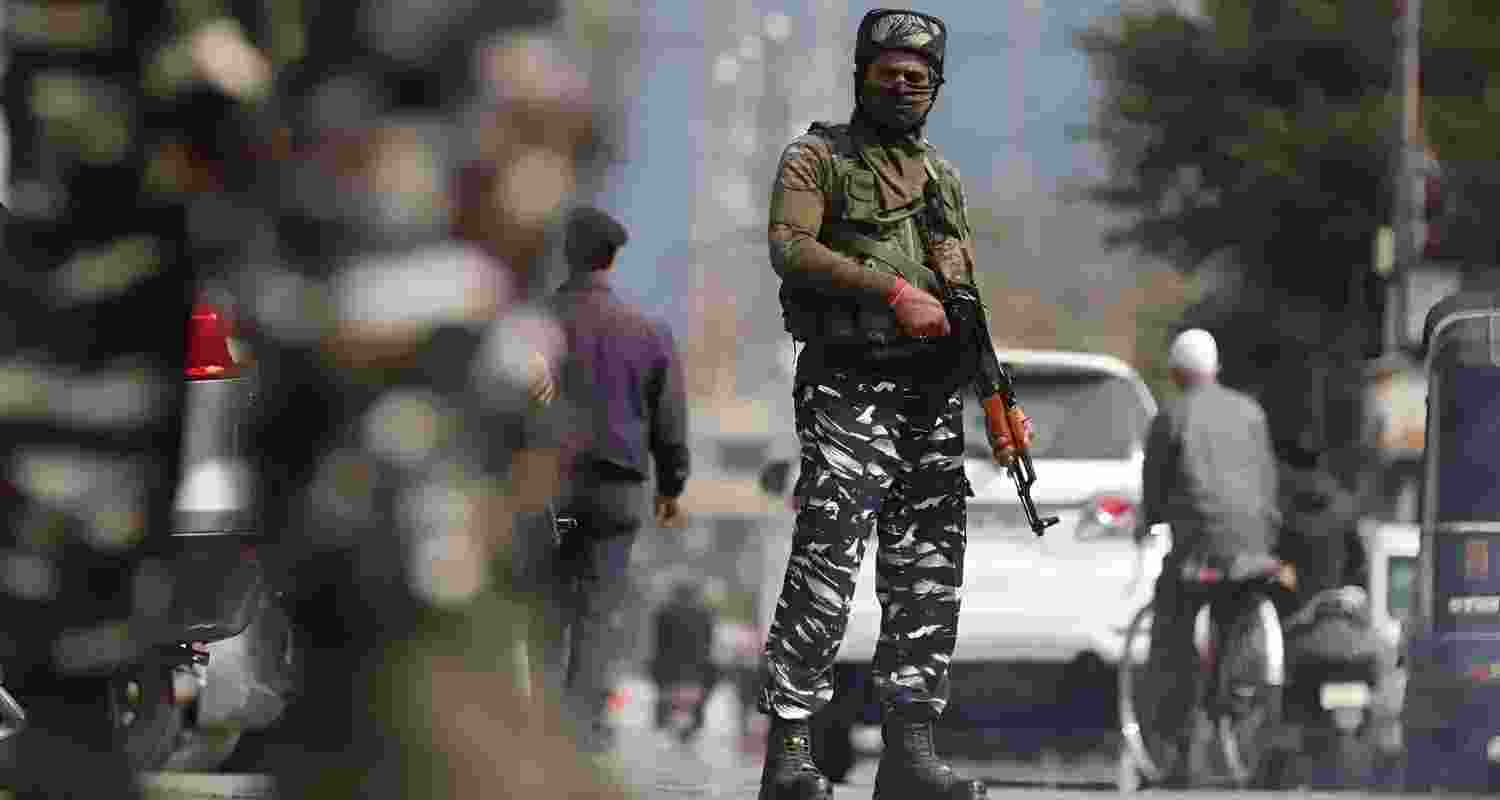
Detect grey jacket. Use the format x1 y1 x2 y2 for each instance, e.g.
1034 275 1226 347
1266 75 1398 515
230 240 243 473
1140 382 1280 561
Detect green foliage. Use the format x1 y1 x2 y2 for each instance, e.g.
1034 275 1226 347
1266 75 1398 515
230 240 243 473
1134 271 1206 404
1081 0 1500 294
1078 2 1405 303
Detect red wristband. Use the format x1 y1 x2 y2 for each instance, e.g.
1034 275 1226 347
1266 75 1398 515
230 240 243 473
886 279 910 307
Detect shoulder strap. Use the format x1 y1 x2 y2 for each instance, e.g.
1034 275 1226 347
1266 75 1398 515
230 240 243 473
920 153 970 238
826 229 929 279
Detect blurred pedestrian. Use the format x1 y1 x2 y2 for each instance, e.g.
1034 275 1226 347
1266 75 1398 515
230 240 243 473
543 205 690 753
0 2 638 797
1273 432 1366 617
1133 328 1281 787
217 13 633 799
758 9 1034 799
0 7 246 794
649 581 719 737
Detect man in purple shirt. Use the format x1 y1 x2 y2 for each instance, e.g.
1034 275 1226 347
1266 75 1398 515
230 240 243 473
544 206 690 753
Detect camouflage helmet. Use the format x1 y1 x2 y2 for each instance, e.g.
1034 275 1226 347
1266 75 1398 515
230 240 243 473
854 9 948 82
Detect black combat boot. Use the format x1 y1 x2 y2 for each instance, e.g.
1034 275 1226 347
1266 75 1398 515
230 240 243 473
873 717 986 799
758 717 833 800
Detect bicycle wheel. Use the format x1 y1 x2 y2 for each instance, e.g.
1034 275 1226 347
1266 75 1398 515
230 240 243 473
1117 602 1162 787
1215 594 1284 788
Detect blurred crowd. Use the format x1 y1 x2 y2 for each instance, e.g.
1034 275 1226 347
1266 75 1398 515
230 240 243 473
0 2 666 798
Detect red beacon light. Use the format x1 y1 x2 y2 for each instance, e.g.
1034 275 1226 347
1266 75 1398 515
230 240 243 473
185 302 239 380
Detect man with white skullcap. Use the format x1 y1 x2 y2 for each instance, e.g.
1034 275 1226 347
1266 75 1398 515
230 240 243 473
1134 328 1280 786
1168 328 1219 376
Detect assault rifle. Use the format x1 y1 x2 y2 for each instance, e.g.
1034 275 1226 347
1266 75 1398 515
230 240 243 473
942 284 1059 537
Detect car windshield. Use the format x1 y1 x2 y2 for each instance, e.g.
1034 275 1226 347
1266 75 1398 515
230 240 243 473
964 368 1150 460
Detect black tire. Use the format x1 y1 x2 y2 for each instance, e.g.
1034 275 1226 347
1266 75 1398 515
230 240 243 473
110 665 184 772
812 715 856 784
1256 742 1300 790
1327 729 1375 789
1215 596 1283 788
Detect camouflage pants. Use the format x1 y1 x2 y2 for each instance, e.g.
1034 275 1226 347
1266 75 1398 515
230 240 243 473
759 370 969 722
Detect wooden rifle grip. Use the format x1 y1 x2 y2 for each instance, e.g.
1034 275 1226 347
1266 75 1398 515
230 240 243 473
1005 404 1031 454
983 393 1030 455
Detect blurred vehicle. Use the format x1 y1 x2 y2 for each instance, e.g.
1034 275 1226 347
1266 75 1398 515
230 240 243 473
110 300 298 772
1402 293 1500 793
761 349 1164 780
1247 452 1412 790
1262 586 1381 789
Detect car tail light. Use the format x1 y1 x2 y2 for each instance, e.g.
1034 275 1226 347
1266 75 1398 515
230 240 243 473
185 302 239 380
1074 494 1139 541
1091 494 1136 529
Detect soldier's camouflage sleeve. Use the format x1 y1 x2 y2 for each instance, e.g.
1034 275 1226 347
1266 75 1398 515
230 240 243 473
767 135 894 300
940 155 981 287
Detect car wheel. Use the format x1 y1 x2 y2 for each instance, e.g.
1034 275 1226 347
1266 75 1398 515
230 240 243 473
1254 740 1298 790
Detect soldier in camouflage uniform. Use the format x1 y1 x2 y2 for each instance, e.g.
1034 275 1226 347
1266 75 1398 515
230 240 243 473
757 10 1031 800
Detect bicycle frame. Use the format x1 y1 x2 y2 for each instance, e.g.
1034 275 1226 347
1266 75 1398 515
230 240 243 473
1213 595 1285 785
1119 577 1284 789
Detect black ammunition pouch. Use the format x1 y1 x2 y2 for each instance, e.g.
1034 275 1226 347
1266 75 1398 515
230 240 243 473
780 284 903 345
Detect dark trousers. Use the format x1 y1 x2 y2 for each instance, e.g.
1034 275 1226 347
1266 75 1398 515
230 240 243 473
1141 556 1259 770
654 694 708 737
759 371 969 723
542 477 645 739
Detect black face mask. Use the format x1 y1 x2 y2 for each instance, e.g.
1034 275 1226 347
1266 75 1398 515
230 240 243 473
858 80 937 135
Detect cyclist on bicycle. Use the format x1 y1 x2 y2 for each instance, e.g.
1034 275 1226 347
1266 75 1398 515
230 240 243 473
1133 328 1281 786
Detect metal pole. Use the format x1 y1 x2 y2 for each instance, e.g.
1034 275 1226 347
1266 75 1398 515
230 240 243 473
1389 0 1423 353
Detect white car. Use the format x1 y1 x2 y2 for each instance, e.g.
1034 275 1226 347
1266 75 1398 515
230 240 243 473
759 349 1164 779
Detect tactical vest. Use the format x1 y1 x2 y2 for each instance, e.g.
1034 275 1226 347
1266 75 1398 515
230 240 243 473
780 121 971 345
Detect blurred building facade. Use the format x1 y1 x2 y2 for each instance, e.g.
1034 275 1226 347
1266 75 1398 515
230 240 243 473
619 0 847 683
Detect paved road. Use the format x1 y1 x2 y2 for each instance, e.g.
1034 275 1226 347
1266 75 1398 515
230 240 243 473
602 677 1489 800
602 675 1125 798
132 675 1491 799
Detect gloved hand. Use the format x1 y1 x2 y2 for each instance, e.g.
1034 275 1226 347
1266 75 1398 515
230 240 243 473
981 394 1034 466
886 278 950 338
